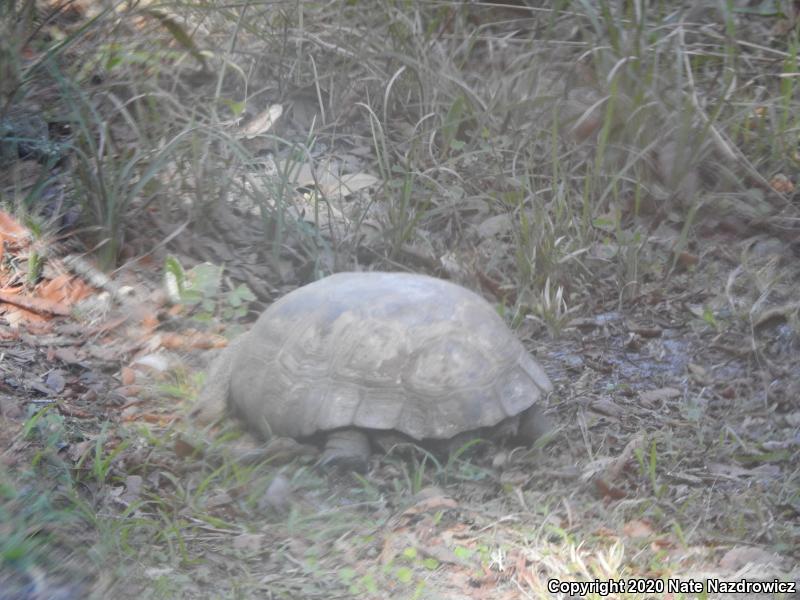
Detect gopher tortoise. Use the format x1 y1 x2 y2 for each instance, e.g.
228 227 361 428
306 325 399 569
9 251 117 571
192 272 553 469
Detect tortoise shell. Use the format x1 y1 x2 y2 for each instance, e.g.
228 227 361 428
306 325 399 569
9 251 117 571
220 272 552 441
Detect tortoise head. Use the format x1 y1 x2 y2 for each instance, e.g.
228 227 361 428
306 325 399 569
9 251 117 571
189 375 229 425
188 335 243 425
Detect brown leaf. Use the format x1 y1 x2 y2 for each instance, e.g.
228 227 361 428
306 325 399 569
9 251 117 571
754 301 800 329
590 397 625 418
239 104 283 137
769 174 794 194
37 274 93 306
0 211 30 244
114 385 142 399
57 404 93 419
675 251 699 268
639 387 681 405
594 477 626 500
0 289 69 316
719 546 784 572
122 412 174 426
630 324 662 338
688 363 711 385
401 488 458 518
66 440 94 462
622 519 654 539
605 432 646 481
121 367 137 385
206 492 234 509
160 331 228 350
52 346 84 364
318 172 379 199
174 437 202 459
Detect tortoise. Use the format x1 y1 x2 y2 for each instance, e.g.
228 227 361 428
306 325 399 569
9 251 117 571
191 272 553 469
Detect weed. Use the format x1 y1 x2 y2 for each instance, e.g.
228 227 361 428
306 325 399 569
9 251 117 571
164 255 255 322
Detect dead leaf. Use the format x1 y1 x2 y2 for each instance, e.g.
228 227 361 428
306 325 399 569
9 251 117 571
318 172 378 199
121 367 136 385
687 363 711 385
639 387 681 405
37 274 93 306
0 289 70 316
754 302 800 329
140 312 160 332
0 211 30 244
707 462 781 482
88 344 118 362
589 397 625 418
132 353 170 374
120 475 143 504
0 327 19 340
379 530 417 566
160 331 228 350
122 412 174 426
594 477 626 500
650 536 677 551
605 432 645 481
401 488 458 518
499 468 532 487
593 526 618 538
623 519 654 539
66 440 94 462
239 104 283 138
477 214 513 239
718 546 784 572
57 404 92 419
206 492 234 509
675 251 699 268
114 385 142 399
629 324 662 338
174 436 202 459
769 174 794 194
52 346 84 364
272 157 379 200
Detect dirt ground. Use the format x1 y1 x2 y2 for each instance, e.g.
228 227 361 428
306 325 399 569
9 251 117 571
1 2 799 599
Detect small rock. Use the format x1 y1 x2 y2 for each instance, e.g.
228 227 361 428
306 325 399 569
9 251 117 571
491 450 508 469
44 370 67 393
258 474 292 513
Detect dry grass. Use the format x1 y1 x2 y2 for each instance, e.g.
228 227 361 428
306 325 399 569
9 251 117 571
0 1 798 598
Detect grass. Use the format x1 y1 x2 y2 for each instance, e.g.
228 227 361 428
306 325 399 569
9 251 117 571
1 0 799 598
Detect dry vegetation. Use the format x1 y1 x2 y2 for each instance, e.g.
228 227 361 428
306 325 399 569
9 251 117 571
1 0 799 598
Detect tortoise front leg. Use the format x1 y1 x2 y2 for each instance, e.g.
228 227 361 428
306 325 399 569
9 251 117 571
320 428 371 472
516 404 551 446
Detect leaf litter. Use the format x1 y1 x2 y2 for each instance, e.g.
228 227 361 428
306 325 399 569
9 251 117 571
2 3 800 600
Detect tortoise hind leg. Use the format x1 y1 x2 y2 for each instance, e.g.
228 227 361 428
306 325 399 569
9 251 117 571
320 428 371 472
